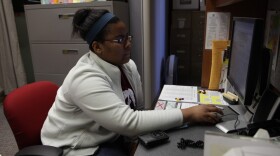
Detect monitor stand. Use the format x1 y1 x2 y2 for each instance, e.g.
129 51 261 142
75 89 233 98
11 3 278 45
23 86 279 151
216 105 252 133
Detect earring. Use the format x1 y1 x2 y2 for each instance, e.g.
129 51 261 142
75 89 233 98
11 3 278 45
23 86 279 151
96 49 102 54
96 49 102 56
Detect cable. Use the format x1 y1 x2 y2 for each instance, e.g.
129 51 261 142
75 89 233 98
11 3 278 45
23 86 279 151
234 115 240 130
220 113 240 131
245 105 254 114
177 138 204 149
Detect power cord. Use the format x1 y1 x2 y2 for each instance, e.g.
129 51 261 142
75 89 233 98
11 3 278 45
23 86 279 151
220 113 240 131
245 105 254 114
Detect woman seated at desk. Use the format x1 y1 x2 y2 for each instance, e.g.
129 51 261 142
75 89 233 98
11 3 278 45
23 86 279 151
41 8 223 156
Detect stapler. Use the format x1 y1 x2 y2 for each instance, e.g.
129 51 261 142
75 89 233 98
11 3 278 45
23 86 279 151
222 91 238 105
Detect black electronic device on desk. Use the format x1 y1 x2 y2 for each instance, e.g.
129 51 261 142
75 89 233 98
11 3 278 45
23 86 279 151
237 119 280 137
138 130 169 148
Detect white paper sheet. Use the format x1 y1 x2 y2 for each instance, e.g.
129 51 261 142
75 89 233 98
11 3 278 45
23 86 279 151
158 85 198 102
205 12 230 49
180 103 198 109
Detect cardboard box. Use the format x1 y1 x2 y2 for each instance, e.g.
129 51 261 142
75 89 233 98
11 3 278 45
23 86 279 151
173 0 199 10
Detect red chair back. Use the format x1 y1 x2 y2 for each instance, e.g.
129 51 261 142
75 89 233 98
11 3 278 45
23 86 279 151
3 81 59 149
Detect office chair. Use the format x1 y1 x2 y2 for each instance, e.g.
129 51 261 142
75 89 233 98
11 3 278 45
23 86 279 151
3 81 63 156
165 55 178 85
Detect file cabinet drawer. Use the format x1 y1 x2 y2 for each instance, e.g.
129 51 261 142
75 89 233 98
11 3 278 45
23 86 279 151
25 6 111 43
171 10 191 29
170 29 191 45
31 43 88 74
25 2 129 85
170 45 190 59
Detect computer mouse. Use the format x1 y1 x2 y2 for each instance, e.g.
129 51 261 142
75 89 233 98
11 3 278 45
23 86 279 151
215 112 224 122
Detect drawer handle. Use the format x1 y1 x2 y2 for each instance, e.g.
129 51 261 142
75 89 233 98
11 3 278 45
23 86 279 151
176 50 186 54
62 49 78 54
58 13 75 19
178 65 185 69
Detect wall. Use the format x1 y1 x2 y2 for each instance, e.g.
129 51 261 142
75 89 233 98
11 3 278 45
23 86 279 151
268 0 280 9
129 0 168 109
14 13 34 83
150 0 169 105
268 0 280 94
202 0 268 88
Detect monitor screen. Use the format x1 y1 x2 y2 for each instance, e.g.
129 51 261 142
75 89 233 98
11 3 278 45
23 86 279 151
227 17 264 106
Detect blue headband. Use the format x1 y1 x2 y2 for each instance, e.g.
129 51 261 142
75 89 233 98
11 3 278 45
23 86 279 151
86 12 115 45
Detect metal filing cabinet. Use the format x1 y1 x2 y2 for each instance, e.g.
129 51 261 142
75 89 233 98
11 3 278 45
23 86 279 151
170 10 205 86
24 1 129 85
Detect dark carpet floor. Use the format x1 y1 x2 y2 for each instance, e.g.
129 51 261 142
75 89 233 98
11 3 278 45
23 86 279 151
0 103 18 156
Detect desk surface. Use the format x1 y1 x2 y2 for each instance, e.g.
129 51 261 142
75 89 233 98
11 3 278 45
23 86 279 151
135 106 237 156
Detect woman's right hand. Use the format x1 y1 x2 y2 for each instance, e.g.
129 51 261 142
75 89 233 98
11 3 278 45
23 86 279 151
181 104 223 124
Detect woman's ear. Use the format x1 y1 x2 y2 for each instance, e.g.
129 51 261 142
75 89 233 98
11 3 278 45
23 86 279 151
92 41 102 54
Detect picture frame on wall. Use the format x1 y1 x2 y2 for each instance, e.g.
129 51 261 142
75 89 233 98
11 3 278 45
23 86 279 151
173 0 199 10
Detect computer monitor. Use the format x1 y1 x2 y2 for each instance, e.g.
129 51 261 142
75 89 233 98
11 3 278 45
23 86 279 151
227 17 264 107
216 17 265 133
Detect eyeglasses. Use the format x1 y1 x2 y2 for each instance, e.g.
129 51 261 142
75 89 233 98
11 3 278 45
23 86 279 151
104 34 132 44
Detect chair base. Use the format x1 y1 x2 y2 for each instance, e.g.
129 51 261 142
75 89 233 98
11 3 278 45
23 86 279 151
15 145 63 156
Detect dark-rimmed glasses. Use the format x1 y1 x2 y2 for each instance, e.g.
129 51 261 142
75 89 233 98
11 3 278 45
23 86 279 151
104 34 132 44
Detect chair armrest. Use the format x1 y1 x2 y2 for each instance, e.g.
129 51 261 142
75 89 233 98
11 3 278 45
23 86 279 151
15 145 63 156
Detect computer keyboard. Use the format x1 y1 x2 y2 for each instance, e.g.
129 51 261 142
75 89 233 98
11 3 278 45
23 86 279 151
271 136 280 142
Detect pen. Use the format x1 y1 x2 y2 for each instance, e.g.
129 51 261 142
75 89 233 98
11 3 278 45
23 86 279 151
175 98 184 101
